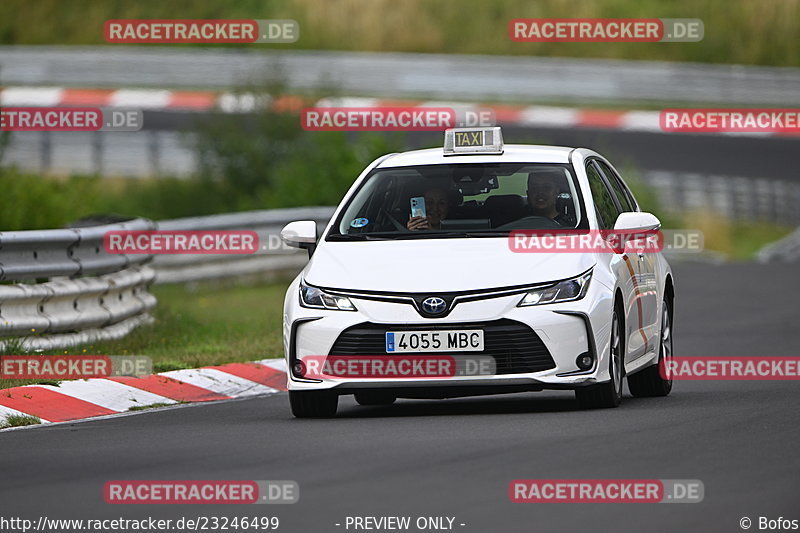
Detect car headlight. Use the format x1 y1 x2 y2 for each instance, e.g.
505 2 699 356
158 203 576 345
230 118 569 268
517 270 592 306
300 281 357 311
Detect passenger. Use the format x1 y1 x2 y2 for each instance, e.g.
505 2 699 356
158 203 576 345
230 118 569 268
524 171 570 225
407 188 450 230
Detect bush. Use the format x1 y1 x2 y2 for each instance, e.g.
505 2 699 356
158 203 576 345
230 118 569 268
190 91 405 211
0 101 404 229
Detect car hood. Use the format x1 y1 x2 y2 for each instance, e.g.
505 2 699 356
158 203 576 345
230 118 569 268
304 238 596 292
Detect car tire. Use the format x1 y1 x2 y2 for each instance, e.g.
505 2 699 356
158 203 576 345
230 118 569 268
354 392 397 406
628 299 673 397
289 390 338 418
575 307 624 409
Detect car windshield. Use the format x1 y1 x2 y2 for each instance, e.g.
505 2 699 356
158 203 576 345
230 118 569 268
328 163 587 240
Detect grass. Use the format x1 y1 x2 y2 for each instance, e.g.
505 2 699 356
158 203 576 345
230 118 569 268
0 340 65 388
0 0 798 67
0 278 289 390
128 402 181 412
0 378 63 389
92 280 289 371
0 278 289 389
0 414 42 429
729 223 794 260
683 212 794 261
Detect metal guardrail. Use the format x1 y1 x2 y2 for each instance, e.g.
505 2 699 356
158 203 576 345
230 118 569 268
152 207 334 284
0 218 157 350
0 267 156 350
0 208 333 349
0 218 154 281
2 46 799 105
644 171 800 225
0 218 155 281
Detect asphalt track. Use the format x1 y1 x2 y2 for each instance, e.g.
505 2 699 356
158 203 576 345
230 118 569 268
1 260 798 533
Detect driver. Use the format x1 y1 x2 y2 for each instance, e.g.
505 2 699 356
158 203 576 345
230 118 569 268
407 187 450 230
524 171 570 225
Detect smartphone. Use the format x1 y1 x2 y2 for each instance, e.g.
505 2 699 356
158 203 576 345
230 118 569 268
410 196 426 218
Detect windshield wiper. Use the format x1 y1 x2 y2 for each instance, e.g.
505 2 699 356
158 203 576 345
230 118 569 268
327 231 511 241
392 231 511 239
462 231 511 237
327 233 397 241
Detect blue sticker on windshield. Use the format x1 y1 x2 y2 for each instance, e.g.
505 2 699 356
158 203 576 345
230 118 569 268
350 218 369 228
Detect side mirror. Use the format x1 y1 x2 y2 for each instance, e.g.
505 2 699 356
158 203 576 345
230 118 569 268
280 221 318 258
613 212 661 232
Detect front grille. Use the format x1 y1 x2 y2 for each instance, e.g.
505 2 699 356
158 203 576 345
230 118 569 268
329 319 555 375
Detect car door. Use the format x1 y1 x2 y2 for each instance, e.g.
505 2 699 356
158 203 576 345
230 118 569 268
594 160 659 358
585 160 643 364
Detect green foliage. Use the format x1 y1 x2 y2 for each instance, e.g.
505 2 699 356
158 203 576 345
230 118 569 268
0 168 151 229
127 402 174 412
194 106 304 205
262 132 403 208
189 96 405 211
6 174 110 229
0 110 404 229
0 414 41 429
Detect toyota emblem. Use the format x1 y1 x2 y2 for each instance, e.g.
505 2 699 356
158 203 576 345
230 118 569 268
421 296 447 315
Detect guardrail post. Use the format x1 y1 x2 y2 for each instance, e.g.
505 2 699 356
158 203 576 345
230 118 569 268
732 178 752 222
709 176 733 219
148 130 161 176
40 130 51 173
92 131 103 175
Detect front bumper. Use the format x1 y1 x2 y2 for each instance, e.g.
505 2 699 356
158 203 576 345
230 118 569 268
283 276 614 395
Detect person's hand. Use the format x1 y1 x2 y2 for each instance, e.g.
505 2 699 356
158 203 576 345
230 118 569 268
406 216 430 231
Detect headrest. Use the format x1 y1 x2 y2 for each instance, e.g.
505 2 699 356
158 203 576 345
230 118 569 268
484 194 525 211
527 168 568 191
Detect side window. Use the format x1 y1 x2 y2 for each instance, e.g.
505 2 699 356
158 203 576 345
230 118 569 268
586 162 621 230
596 160 635 212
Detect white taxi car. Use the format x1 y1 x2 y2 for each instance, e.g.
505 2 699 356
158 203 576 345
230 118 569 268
281 127 674 418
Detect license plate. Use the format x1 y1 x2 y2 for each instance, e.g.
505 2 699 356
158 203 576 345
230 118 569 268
385 330 484 353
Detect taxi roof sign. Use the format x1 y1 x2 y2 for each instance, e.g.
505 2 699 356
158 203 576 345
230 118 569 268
443 127 504 156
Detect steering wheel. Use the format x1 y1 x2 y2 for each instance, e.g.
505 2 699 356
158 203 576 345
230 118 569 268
381 208 412 232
